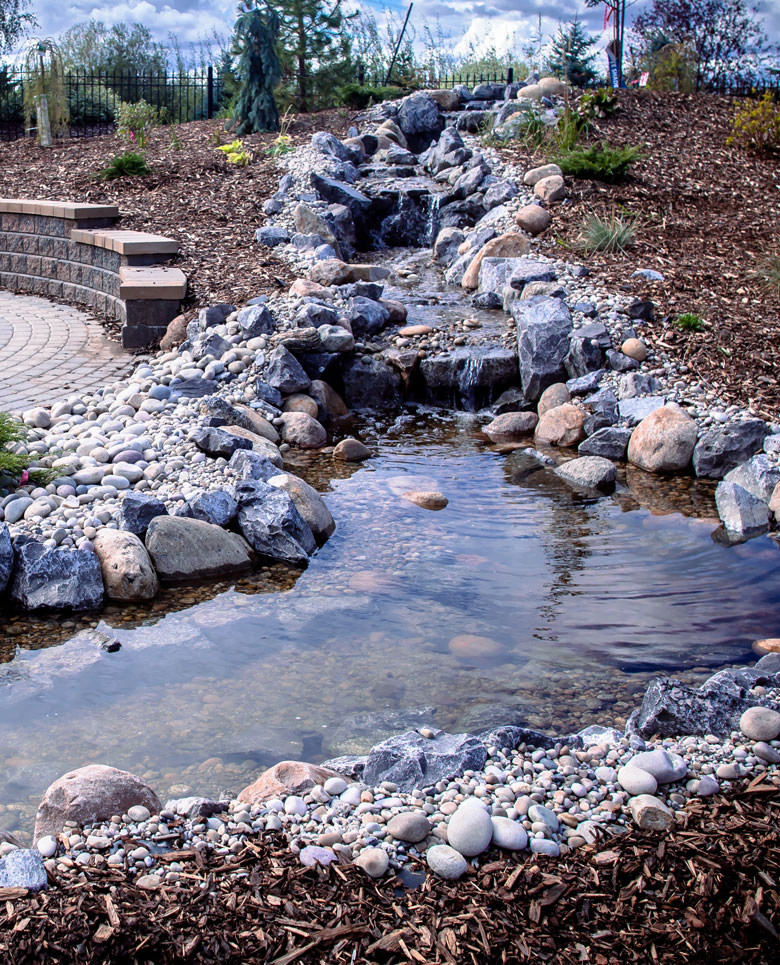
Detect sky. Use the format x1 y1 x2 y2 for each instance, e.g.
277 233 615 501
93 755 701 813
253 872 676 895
17 0 780 61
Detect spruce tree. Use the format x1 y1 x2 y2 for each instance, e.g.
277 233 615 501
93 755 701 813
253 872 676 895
544 20 599 87
232 1 281 134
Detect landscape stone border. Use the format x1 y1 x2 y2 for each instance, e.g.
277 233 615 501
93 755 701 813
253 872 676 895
0 199 186 348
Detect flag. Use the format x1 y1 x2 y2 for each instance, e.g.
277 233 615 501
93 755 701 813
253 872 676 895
603 2 613 29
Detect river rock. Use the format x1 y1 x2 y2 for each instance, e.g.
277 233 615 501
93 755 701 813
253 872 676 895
309 380 350 421
228 449 282 481
628 794 674 831
0 850 48 893
177 489 238 527
715 481 769 537
402 491 448 510
426 845 468 880
34 764 161 840
92 529 159 602
268 473 335 543
449 634 504 662
725 454 780 502
692 419 767 478
513 296 572 401
145 516 253 580
628 676 756 739
534 175 565 202
0 524 12 592
333 438 371 461
192 426 253 459
491 816 528 851
523 163 562 186
740 706 780 741
279 412 327 449
617 764 658 796
340 356 401 410
555 456 616 491
10 542 104 611
359 730 487 791
578 427 632 460
235 480 316 562
447 801 493 856
266 346 312 394
433 227 465 267
515 204 551 235
627 749 687 783
355 848 390 878
238 761 345 803
484 411 538 441
627 405 698 473
387 812 432 843
118 492 168 537
537 383 571 416
461 233 531 290
535 404 585 447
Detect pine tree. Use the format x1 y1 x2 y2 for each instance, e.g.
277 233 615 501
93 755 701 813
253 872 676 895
544 20 599 88
275 0 353 112
232 1 282 134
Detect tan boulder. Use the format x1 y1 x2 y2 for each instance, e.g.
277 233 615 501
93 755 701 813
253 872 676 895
753 637 780 655
282 394 319 419
523 163 562 186
92 529 159 602
334 437 371 461
461 233 531 290
538 76 567 97
448 634 504 662
233 404 279 443
223 425 282 464
538 383 571 417
378 119 407 149
401 491 449 510
268 472 335 542
34 764 161 840
309 380 350 421
516 204 552 235
518 84 541 101
534 175 566 203
159 314 188 351
425 89 460 111
289 278 329 298
621 337 648 361
279 412 327 449
627 405 698 473
293 203 337 246
535 404 585 447
484 411 538 441
381 299 407 324
342 137 366 160
628 794 674 831
238 761 346 804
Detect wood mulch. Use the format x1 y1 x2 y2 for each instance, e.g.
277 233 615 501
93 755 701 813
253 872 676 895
497 91 780 420
0 110 353 318
0 779 777 963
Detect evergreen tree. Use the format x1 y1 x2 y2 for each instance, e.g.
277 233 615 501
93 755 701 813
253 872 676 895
232 1 281 133
544 20 599 87
275 0 353 112
0 0 35 54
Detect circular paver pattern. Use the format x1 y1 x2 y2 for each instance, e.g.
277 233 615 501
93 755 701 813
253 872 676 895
0 291 133 412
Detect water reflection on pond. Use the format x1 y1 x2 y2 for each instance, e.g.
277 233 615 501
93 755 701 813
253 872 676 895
1 409 779 838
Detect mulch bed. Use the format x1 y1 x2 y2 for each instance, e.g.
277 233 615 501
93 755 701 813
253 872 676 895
498 91 780 419
0 110 353 319
1 778 777 963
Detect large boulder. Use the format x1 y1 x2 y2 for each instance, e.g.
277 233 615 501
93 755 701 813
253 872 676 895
92 529 159 602
535 404 585 447
461 233 531 290
311 173 372 225
192 426 252 460
692 420 768 479
340 356 402 410
348 296 390 337
234 480 316 563
144 516 253 581
34 764 161 840
238 761 346 804
279 411 327 449
228 449 282 481
555 455 617 491
725 453 780 502
627 405 698 473
513 296 573 401
236 304 274 339
433 227 465 267
268 473 335 543
118 492 168 537
175 489 238 527
0 523 12 592
9 542 104 611
715 481 769 537
265 346 312 394
397 93 445 150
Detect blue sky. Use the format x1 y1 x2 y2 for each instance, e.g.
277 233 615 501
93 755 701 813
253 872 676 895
20 0 780 57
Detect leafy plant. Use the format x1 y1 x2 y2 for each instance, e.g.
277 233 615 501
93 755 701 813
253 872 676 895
216 138 251 165
727 92 780 154
22 38 69 144
578 89 619 120
168 127 183 152
555 141 641 182
674 312 705 332
0 412 56 489
478 114 501 148
266 108 294 158
96 151 151 180
116 98 160 151
754 252 780 297
552 108 588 153
575 210 638 253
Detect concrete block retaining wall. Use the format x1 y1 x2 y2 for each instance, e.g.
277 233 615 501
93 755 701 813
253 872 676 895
0 200 186 347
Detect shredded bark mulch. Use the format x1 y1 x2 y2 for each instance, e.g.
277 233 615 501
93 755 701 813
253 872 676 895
0 110 353 317
498 91 780 420
1 779 777 963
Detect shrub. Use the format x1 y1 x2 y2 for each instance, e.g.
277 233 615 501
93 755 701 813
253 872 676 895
575 210 637 254
578 89 619 120
116 99 160 151
727 92 780 154
96 151 151 180
674 312 705 332
555 142 641 182
216 138 252 165
0 412 56 489
67 81 121 126
266 109 294 158
755 252 780 297
337 83 405 109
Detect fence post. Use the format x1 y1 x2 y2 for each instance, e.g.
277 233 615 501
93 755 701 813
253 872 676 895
207 66 214 119
507 67 513 85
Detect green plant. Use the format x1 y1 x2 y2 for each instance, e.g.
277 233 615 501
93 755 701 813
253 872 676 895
116 98 160 151
0 412 56 489
168 127 183 152
266 108 294 157
22 38 69 144
755 252 780 297
551 108 588 154
554 141 641 182
578 89 619 120
478 113 501 148
727 92 780 154
336 82 405 109
96 151 151 180
674 312 705 332
216 138 252 165
513 105 547 149
575 210 638 253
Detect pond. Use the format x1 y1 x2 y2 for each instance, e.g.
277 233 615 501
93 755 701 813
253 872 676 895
1 408 779 840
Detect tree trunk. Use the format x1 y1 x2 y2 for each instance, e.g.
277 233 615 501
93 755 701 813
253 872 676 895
36 95 52 147
297 9 307 113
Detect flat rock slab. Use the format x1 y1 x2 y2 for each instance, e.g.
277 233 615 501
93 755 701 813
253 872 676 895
0 291 132 412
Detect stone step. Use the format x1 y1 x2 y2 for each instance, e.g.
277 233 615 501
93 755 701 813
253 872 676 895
119 266 187 300
0 199 120 220
71 229 179 257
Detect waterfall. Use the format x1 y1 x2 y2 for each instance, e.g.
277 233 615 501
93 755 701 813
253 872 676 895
424 195 441 247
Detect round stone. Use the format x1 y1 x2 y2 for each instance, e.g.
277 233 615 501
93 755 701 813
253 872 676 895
491 816 528 851
136 874 162 890
284 796 307 816
621 338 648 362
740 706 780 741
36 835 58 858
753 638 780 655
483 411 538 442
626 749 687 784
333 438 371 461
355 847 390 878
127 805 151 823
617 764 658 796
537 383 571 417
401 491 448 510
696 775 720 796
323 777 348 796
527 803 559 832
426 844 468 880
446 801 494 856
753 741 780 764
529 839 560 857
447 634 504 663
387 811 432 843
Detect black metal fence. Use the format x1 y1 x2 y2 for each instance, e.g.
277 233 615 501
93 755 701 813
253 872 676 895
356 66 517 91
0 67 223 141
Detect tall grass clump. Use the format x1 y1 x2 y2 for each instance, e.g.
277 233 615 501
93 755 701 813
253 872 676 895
575 210 637 254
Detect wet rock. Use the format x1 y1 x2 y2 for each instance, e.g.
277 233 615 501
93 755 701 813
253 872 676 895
268 473 335 543
426 844 467 880
535 404 585 448
340 356 402 410
715 481 769 537
724 454 780 502
235 480 316 562
627 405 698 473
348 296 390 337
419 347 518 411
484 411 538 441
228 449 282 481
692 419 767 479
34 764 161 840
310 173 372 224
538 383 571 416
266 346 312 394
578 427 632 460
118 492 168 537
145 516 253 581
279 412 327 449
333 437 371 461
0 849 48 892
447 801 493 856
555 455 617 491
309 380 350 421
238 761 345 804
402 491 448 510
629 794 674 831
10 542 103 611
461 233 531 290
513 297 572 401
0 523 12 592
627 676 759 739
92 529 159 602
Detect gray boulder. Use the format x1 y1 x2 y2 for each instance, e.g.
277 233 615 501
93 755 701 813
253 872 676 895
118 492 168 537
692 419 767 479
564 335 603 379
513 296 573 401
192 426 252 459
508 259 557 290
255 225 290 247
228 449 282 481
618 396 666 426
311 173 372 223
198 304 234 330
724 453 780 502
265 346 312 394
191 330 231 361
361 730 488 791
451 163 490 200
715 481 769 537
234 480 316 563
566 370 604 396
348 296 390 337
432 226 464 267
397 93 444 149
340 356 401 410
145 516 253 581
295 302 340 329
10 542 104 611
483 180 517 209
311 130 351 162
176 489 238 527
237 304 274 339
555 456 617 492
444 249 476 286
578 427 632 460
618 372 660 400
0 523 13 592
0 849 48 892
